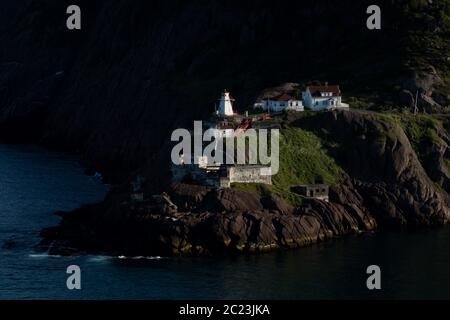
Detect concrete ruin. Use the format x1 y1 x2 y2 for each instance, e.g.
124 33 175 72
291 184 329 202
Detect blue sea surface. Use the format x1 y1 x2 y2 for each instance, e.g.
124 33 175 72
0 144 450 300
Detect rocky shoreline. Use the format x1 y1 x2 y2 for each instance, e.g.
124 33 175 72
39 181 372 256
39 111 450 256
0 1 449 257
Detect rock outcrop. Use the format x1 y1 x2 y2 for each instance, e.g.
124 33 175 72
0 2 449 256
296 110 450 227
0 0 410 184
40 111 450 256
40 182 372 256
400 65 450 112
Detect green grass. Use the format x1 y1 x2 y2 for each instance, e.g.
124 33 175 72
372 112 442 146
346 97 369 110
400 115 442 146
399 114 444 165
231 183 272 196
230 110 448 206
275 126 343 185
373 112 444 163
232 125 343 206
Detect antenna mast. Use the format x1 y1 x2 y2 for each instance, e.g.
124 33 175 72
414 90 419 115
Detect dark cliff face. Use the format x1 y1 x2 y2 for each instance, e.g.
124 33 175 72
0 0 406 184
3 1 450 255
296 111 450 227
40 111 450 256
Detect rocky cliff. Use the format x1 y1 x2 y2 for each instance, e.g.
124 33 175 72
1 0 443 184
40 110 450 256
1 1 450 255
296 111 450 227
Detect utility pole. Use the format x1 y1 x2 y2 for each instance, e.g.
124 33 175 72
413 90 419 115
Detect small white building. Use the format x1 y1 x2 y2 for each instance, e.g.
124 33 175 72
254 94 303 112
217 90 235 116
303 84 349 110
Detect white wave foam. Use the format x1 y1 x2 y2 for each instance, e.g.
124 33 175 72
117 255 163 260
87 255 113 262
29 253 62 258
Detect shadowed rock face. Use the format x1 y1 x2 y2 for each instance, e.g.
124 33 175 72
400 66 450 113
40 183 371 256
40 110 450 256
2 2 449 255
0 0 403 184
297 111 450 227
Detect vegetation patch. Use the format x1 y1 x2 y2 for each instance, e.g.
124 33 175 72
400 114 442 147
374 112 444 164
232 125 343 206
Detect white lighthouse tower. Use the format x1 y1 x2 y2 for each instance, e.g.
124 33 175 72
217 90 235 116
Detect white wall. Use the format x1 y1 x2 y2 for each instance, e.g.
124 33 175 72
218 92 234 116
286 100 304 111
229 166 272 185
310 97 337 110
269 100 303 112
303 89 345 111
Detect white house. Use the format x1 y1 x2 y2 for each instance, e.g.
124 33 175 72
303 84 349 110
217 90 235 116
254 94 303 112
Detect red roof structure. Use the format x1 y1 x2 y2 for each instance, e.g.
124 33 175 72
307 85 341 97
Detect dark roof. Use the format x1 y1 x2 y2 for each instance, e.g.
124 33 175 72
307 85 341 97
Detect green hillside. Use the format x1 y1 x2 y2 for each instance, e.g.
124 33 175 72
232 124 343 205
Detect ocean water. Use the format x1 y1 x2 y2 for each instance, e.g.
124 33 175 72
1 144 450 300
